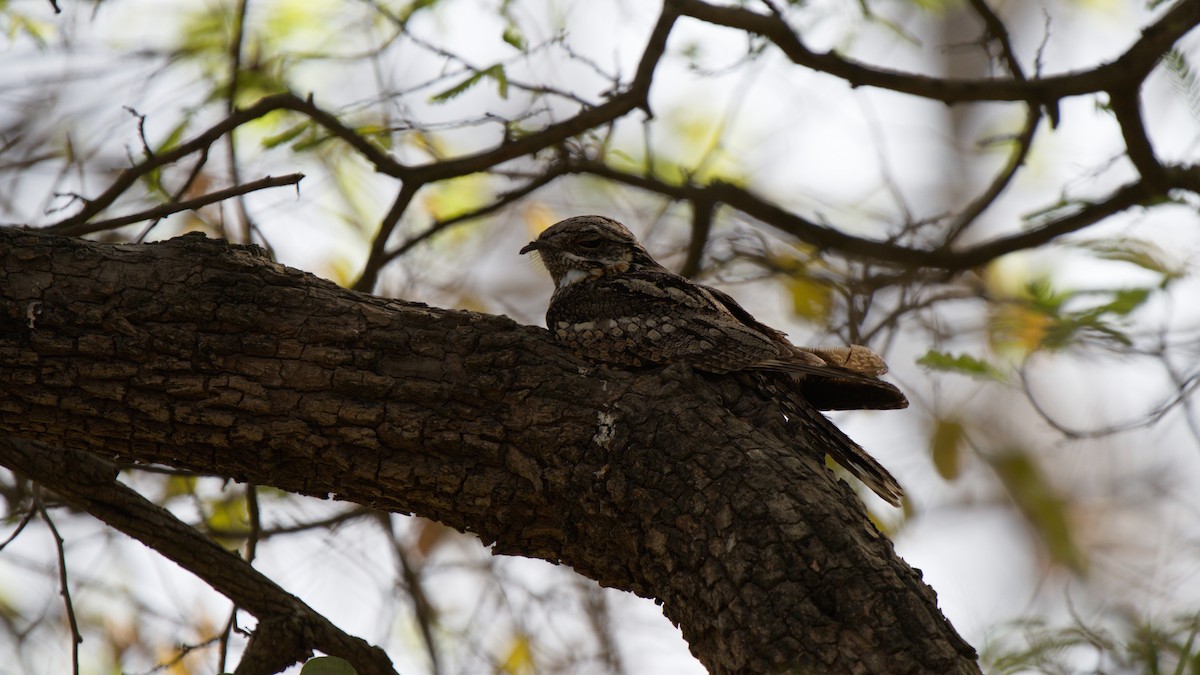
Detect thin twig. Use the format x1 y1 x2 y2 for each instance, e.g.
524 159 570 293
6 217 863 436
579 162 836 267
380 167 567 266
49 174 304 237
0 505 36 552
35 487 81 675
225 0 253 244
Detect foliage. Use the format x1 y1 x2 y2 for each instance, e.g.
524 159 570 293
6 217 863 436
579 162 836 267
982 611 1200 675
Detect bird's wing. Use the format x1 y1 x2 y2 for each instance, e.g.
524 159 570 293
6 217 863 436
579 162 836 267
548 272 909 409
547 270 792 373
700 283 908 410
754 371 905 506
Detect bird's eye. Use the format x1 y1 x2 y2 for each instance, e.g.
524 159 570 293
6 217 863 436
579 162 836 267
576 237 604 249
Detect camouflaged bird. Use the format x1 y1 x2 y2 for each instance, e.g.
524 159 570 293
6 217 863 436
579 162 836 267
520 215 908 506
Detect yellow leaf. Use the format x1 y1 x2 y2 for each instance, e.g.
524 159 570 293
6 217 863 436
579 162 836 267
989 304 1052 356
163 474 199 500
786 276 831 322
930 418 965 480
205 493 250 549
323 254 359 289
499 633 534 675
422 173 490 222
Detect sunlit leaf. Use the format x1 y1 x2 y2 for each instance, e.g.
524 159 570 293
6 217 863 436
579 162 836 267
163 474 199 500
261 121 312 149
354 123 394 150
989 449 1086 574
5 12 55 47
499 633 535 675
785 276 831 322
293 130 335 152
989 304 1052 356
205 494 250 546
422 173 491 222
1038 288 1151 350
157 117 191 155
484 63 509 99
930 418 966 480
323 254 359 289
502 24 526 50
1091 287 1151 317
1023 276 1067 313
917 350 1006 382
395 0 441 24
429 64 508 103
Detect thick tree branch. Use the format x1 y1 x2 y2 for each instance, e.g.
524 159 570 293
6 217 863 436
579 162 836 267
0 439 398 675
0 228 979 674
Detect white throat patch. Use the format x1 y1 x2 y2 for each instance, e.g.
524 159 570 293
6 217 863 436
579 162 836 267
556 268 589 289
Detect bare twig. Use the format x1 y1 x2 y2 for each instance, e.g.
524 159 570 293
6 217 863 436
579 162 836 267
965 0 1026 79
943 105 1043 244
47 174 305 237
380 165 567 266
224 0 254 244
378 513 442 675
34 487 81 675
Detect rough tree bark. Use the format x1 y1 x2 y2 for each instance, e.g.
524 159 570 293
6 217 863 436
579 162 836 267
0 228 980 674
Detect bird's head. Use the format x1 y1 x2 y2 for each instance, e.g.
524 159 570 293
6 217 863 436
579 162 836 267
520 215 662 289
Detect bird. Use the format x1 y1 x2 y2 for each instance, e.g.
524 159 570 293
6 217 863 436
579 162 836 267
520 214 909 506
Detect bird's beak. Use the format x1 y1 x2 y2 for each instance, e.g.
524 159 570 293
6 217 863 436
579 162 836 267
519 241 542 255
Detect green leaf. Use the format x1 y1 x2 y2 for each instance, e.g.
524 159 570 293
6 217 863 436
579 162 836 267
483 63 509 99
502 24 526 50
917 350 1006 382
1091 287 1151 317
429 64 508 103
261 121 312 149
157 118 191 155
301 656 358 675
430 71 486 103
395 0 441 24
1023 276 1067 313
1038 288 1152 350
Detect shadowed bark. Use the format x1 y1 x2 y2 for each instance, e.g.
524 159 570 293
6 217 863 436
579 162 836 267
0 228 979 674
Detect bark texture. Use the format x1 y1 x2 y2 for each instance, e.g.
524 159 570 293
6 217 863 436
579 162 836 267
0 228 979 674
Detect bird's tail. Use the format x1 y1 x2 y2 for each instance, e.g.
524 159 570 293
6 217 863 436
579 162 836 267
753 372 904 507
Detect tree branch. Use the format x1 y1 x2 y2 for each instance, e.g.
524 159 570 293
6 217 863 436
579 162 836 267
47 174 305 238
672 0 1200 103
0 228 979 674
566 159 1187 272
0 438 398 675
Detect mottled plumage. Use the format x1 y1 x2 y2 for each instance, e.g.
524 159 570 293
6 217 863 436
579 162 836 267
521 215 907 506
